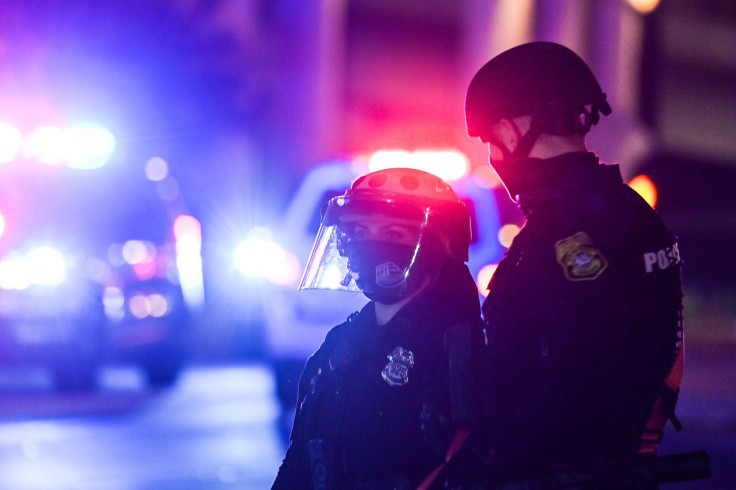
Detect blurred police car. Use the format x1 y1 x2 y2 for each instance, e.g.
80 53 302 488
234 150 522 415
0 122 201 390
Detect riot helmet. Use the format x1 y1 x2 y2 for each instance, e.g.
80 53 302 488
300 167 471 304
465 41 612 140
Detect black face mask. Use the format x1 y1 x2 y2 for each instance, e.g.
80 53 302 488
491 156 552 202
490 156 526 201
345 240 426 304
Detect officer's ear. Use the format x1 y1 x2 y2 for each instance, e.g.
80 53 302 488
494 119 513 148
497 116 533 154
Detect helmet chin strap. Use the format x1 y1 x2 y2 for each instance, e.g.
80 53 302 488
510 120 543 161
490 120 544 202
492 119 543 161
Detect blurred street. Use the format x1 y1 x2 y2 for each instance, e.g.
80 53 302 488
0 364 284 490
0 338 732 489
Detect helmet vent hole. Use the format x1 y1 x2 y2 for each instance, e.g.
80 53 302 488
400 175 420 190
368 174 388 188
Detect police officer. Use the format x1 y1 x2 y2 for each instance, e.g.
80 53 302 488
451 41 684 488
272 167 483 489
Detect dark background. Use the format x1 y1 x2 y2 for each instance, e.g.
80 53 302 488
1 0 734 354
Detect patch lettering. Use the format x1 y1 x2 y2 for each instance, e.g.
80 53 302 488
375 261 406 288
643 243 681 273
555 232 608 281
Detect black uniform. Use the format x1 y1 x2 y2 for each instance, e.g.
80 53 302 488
273 261 481 489
476 152 683 482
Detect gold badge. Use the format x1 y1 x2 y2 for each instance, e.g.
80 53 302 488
555 232 608 281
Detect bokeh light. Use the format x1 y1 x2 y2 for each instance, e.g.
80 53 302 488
497 224 521 248
145 157 170 181
0 123 22 163
174 215 202 245
628 174 658 208
174 214 205 307
235 229 284 278
627 0 661 14
149 293 170 317
122 240 154 265
65 126 116 169
234 226 302 286
26 247 67 285
103 286 125 320
27 126 66 165
476 263 498 297
0 247 67 289
129 294 152 319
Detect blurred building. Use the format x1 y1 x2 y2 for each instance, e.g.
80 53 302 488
261 0 735 298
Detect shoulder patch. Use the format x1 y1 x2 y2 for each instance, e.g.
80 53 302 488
643 242 681 273
555 232 608 281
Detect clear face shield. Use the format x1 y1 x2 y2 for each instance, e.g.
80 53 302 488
299 193 447 304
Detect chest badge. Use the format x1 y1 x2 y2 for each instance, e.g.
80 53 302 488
381 347 414 387
555 231 608 281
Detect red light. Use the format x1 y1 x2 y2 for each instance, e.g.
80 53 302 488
366 149 470 181
133 259 157 281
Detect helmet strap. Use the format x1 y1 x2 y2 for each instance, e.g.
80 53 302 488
489 119 542 161
489 120 544 202
511 121 543 161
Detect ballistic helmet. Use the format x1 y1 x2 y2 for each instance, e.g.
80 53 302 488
465 41 612 137
299 167 471 303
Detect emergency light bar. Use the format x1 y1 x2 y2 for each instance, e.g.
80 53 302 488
0 122 115 169
366 149 471 181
